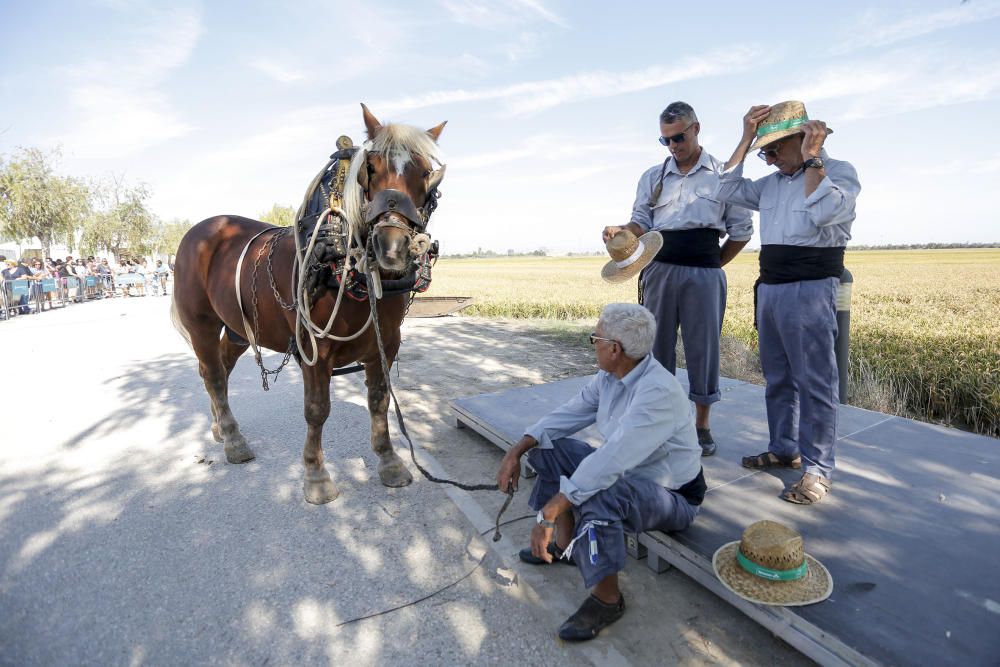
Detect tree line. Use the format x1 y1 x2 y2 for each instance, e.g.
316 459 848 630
0 147 297 260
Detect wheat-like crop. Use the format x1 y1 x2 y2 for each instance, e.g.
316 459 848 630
427 249 1000 436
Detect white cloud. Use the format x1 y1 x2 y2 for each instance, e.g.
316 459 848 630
378 45 766 117
775 47 1000 121
510 0 569 28
835 1 1000 54
251 58 306 84
439 0 567 28
451 133 646 169
48 5 202 159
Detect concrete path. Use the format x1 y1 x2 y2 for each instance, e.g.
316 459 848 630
0 297 807 666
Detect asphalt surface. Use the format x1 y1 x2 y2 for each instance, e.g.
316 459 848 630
0 294 810 666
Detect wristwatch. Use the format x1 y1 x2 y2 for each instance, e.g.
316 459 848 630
536 510 557 530
803 157 825 169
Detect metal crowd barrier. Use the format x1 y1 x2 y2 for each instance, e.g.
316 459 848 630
0 272 167 320
2 278 57 318
1 274 122 319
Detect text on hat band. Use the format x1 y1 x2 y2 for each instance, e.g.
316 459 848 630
737 550 809 581
756 117 807 137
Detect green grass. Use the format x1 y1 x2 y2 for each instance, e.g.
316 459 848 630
428 249 1000 437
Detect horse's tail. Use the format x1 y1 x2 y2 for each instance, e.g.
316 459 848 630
170 291 193 350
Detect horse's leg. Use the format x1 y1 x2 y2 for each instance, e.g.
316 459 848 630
210 335 249 444
301 362 339 504
189 319 255 464
365 362 413 488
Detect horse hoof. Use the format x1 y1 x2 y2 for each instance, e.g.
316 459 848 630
304 472 340 505
378 456 413 488
224 440 256 464
211 423 223 443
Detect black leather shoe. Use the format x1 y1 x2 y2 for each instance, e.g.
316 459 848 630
558 594 626 641
518 543 575 566
697 428 717 457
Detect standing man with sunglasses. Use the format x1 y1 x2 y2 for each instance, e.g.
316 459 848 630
603 102 752 456
497 303 705 641
714 100 861 505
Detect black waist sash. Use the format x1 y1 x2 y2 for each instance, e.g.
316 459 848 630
674 467 706 506
753 245 845 329
653 229 722 268
758 245 845 284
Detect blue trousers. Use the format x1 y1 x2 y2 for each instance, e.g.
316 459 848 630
527 438 699 588
757 278 839 479
642 262 725 405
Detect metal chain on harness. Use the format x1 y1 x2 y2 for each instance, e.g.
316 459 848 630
267 228 298 312
362 236 515 541
250 230 296 390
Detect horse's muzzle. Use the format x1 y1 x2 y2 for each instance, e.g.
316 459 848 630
371 213 421 274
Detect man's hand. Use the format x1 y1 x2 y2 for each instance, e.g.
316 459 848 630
602 225 624 243
742 105 771 142
496 450 522 492
800 120 828 159
530 523 555 562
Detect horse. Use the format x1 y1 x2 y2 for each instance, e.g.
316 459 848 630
171 104 447 505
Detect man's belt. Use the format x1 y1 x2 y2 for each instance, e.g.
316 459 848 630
758 244 845 284
652 228 722 268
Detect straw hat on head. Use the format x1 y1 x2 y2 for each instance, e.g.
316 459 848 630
601 229 663 283
713 520 832 606
751 100 833 152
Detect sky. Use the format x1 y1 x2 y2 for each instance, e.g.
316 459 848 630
2 0 999 254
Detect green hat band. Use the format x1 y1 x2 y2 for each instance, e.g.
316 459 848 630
737 550 809 581
756 116 807 137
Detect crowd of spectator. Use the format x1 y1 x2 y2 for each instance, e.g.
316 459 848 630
1 254 173 319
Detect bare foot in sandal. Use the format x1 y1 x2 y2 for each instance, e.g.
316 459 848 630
782 473 832 505
741 451 802 470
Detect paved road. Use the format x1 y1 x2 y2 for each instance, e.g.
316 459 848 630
0 296 809 666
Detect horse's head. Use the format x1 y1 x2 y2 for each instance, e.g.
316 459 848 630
345 104 446 276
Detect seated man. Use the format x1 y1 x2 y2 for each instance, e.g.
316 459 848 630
496 303 705 641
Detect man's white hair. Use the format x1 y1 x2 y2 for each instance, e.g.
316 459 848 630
599 303 657 360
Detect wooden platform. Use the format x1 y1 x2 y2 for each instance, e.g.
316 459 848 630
450 372 1000 667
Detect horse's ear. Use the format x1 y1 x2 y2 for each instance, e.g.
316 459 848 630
361 103 382 139
426 120 447 142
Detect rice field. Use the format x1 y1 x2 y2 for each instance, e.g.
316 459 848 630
427 249 1000 437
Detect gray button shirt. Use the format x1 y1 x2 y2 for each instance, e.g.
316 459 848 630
630 149 753 242
714 149 861 247
524 354 702 505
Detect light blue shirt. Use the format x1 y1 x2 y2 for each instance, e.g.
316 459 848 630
630 149 753 242
714 150 861 247
524 354 702 505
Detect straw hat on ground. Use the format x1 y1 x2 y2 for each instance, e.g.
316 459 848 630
713 520 832 606
601 229 663 283
751 101 833 152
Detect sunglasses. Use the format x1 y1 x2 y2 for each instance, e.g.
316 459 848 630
659 122 695 146
589 333 618 346
757 136 794 161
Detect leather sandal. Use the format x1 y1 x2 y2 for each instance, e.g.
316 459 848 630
782 473 832 505
741 451 802 470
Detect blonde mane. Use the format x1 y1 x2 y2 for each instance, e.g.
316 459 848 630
343 123 445 235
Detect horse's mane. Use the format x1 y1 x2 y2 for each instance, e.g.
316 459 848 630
343 123 445 234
